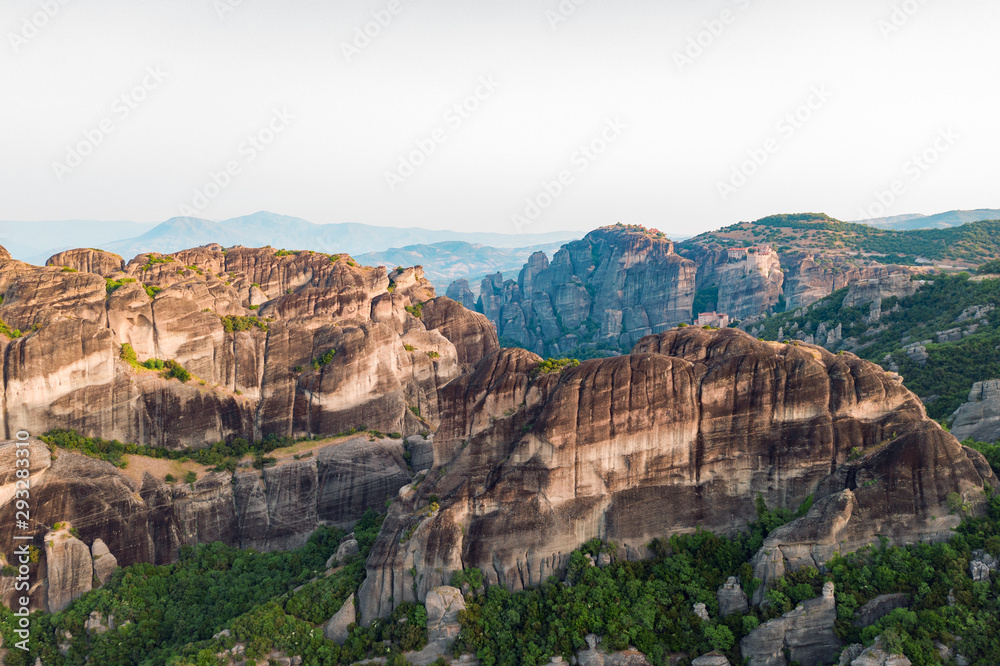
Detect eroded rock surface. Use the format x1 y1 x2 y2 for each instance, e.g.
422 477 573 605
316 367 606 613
0 242 466 449
478 225 695 356
950 379 1000 443
45 525 93 613
740 582 840 666
358 327 997 622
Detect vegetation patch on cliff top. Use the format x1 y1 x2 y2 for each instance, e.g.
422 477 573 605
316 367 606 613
530 357 581 377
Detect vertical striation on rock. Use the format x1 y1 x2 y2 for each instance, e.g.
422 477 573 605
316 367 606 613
358 327 997 622
476 225 695 356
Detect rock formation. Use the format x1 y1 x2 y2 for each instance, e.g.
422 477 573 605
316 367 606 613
358 327 997 622
46 249 125 277
853 593 910 628
839 637 912 666
0 244 497 449
424 586 465 642
323 594 355 645
90 539 118 586
950 379 1000 442
0 436 416 609
715 248 784 320
718 576 749 617
476 225 696 356
842 273 918 309
44 524 93 613
740 582 840 666
445 279 478 311
691 652 732 666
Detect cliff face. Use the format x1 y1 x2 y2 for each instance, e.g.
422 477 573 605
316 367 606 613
716 250 784 320
0 435 415 611
0 245 497 448
358 328 996 622
476 225 696 356
680 244 916 323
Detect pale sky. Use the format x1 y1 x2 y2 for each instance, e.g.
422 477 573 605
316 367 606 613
1 0 998 237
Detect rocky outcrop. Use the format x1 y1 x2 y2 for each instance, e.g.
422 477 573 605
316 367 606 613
969 549 998 582
691 652 732 666
0 242 466 448
446 279 478 311
853 593 910 628
839 638 912 666
718 576 749 617
323 593 355 645
782 256 913 312
44 525 93 612
424 586 465 642
750 425 996 599
0 436 414 610
90 539 118 586
716 249 783 320
842 273 918 309
46 249 125 277
478 225 695 356
358 327 997 622
740 582 840 666
420 297 499 367
950 379 1000 443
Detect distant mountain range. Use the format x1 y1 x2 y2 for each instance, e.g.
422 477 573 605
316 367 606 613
0 212 582 267
852 208 1000 231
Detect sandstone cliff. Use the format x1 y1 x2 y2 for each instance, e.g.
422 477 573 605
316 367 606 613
358 327 997 622
0 435 417 610
0 244 497 448
475 225 695 356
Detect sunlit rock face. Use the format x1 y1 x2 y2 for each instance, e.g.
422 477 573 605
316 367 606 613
358 327 997 622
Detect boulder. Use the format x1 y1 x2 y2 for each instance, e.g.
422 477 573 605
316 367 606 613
969 549 998 582
425 586 465 642
90 538 118 586
333 538 359 564
322 593 355 645
692 652 732 666
718 576 749 617
840 637 912 666
854 593 910 628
